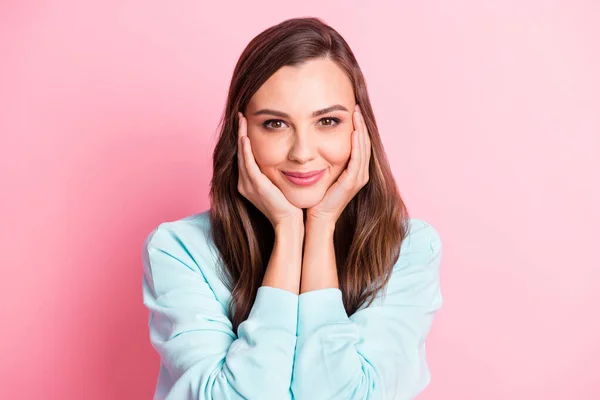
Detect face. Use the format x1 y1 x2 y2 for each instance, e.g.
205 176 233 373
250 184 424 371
245 58 356 209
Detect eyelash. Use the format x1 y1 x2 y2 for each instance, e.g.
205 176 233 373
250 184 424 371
262 117 342 131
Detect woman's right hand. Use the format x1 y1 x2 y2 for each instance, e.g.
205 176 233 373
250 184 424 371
236 112 303 228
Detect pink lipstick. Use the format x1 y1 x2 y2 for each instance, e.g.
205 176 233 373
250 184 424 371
282 169 326 187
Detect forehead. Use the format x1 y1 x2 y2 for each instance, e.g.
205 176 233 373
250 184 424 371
249 58 354 114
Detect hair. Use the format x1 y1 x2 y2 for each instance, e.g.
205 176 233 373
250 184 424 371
209 16 410 335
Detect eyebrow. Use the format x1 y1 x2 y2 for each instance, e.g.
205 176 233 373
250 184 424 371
252 104 349 119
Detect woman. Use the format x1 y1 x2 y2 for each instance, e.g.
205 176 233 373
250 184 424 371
142 16 443 400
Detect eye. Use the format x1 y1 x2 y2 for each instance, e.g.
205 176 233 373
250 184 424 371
319 117 341 127
262 119 288 130
262 117 342 131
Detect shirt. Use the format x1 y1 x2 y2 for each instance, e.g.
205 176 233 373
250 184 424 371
141 209 443 400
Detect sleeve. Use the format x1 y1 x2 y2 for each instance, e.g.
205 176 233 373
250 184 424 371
290 220 443 400
141 222 298 400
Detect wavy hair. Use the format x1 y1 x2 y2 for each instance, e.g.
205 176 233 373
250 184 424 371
209 17 410 335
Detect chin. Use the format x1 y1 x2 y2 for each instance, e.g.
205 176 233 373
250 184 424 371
282 190 325 210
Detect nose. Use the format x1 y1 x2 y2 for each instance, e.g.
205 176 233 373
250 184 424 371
287 129 317 164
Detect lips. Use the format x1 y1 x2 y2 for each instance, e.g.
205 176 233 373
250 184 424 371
282 170 325 178
281 169 326 187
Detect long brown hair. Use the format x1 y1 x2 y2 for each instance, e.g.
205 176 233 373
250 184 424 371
209 17 410 335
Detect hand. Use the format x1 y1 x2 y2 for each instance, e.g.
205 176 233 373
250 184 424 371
237 112 303 228
306 104 372 224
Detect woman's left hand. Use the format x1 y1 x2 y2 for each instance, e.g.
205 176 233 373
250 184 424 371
306 104 372 225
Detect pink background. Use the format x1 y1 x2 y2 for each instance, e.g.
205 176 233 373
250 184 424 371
1 1 599 399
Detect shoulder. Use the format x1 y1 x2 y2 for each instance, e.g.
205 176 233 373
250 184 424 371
142 209 236 309
142 209 217 273
362 218 443 310
396 218 442 268
389 218 443 303
143 208 212 246
392 217 443 306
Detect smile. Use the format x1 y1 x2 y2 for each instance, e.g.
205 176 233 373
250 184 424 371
281 169 326 187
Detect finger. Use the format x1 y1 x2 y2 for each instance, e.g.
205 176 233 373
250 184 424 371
364 114 372 180
345 127 360 188
237 112 246 138
347 109 361 183
358 108 369 182
242 130 263 187
357 107 371 183
356 107 366 181
237 113 250 185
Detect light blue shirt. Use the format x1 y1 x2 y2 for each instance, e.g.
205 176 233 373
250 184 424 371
141 209 443 400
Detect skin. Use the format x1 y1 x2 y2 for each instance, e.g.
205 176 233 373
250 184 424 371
238 57 372 293
244 58 356 210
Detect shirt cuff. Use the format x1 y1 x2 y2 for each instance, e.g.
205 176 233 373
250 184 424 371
246 286 299 335
297 288 349 336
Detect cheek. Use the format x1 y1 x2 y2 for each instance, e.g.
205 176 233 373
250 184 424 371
322 138 352 167
246 135 284 168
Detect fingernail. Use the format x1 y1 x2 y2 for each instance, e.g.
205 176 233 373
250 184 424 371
356 104 360 112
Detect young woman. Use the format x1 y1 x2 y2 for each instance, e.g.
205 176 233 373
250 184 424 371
142 17 443 400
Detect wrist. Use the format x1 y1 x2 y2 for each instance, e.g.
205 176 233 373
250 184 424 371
305 216 336 235
274 217 305 237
